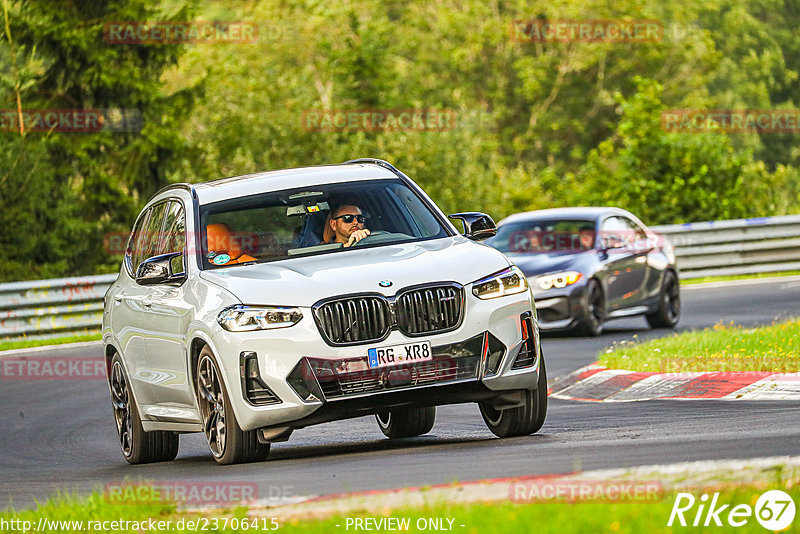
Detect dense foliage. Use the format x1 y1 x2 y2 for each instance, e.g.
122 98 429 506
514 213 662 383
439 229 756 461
1 0 799 280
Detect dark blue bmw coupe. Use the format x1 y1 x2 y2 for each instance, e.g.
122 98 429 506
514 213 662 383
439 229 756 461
487 207 680 336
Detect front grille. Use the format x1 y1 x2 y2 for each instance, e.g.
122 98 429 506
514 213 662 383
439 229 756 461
396 285 464 336
313 296 391 345
313 284 464 346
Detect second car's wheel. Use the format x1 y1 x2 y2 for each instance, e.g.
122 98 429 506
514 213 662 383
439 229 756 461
196 346 270 465
576 278 604 336
478 352 548 438
646 269 681 329
109 353 179 464
375 407 436 438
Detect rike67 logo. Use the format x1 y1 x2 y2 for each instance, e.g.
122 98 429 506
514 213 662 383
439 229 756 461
668 490 795 530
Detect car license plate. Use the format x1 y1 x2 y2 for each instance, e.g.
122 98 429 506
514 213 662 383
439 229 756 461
367 340 432 369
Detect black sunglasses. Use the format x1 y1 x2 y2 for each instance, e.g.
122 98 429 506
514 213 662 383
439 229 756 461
332 214 367 224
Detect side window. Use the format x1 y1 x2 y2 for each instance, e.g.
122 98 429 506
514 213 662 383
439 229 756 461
139 202 169 265
160 201 186 255
128 208 152 275
161 201 186 274
600 216 631 248
624 218 648 241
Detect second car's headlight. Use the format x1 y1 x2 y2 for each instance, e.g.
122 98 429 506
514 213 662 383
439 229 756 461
472 266 529 299
536 271 582 290
217 305 302 332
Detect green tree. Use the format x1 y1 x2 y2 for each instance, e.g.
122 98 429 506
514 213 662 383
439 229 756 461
0 0 198 280
576 77 786 224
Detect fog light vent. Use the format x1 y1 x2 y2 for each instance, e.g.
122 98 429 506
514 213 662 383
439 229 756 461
511 313 537 370
239 352 281 406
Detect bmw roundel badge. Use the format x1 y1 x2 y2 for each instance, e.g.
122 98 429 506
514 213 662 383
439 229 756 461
379 280 393 288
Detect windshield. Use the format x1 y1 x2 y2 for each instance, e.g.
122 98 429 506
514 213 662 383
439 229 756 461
198 178 449 268
487 218 597 254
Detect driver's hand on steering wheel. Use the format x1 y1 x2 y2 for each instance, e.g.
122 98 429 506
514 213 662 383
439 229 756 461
345 229 371 247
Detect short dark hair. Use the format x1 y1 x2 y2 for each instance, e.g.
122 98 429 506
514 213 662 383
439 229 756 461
330 201 362 218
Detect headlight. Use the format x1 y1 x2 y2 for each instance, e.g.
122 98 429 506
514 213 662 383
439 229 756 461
217 305 302 332
536 271 582 290
472 266 529 300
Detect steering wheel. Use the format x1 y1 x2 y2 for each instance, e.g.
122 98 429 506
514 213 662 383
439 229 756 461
350 230 405 247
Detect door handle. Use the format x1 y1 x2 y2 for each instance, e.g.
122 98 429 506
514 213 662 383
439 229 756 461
113 295 123 304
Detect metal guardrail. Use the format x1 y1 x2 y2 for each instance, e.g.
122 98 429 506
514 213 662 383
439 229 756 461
652 214 800 279
1 214 799 340
0 274 117 341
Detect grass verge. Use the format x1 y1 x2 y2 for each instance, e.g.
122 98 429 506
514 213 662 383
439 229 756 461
0 332 101 352
2 482 798 533
599 319 800 373
681 269 800 285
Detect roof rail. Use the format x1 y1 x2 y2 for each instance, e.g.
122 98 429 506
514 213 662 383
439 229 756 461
342 158 401 176
152 182 197 198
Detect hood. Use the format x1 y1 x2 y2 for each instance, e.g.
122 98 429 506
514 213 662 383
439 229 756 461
506 251 593 277
199 236 510 307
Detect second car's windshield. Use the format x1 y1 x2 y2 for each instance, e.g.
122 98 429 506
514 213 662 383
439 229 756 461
487 219 597 254
199 178 448 268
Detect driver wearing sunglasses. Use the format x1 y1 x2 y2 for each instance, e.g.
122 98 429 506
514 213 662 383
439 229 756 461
328 204 371 247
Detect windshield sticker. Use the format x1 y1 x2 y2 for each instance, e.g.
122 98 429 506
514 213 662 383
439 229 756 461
212 253 230 265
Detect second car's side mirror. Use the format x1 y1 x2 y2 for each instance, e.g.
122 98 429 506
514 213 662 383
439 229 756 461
448 212 497 241
135 252 187 286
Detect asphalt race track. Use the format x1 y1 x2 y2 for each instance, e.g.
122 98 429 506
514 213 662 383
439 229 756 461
1 278 799 509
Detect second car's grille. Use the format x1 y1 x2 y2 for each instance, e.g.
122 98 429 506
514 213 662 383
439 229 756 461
313 296 391 345
396 285 464 336
313 284 464 346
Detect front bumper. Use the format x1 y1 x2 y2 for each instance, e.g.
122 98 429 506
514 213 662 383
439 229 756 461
208 291 541 431
530 277 587 331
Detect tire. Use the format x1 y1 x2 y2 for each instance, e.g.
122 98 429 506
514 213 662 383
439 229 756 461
375 406 436 438
196 346 270 465
109 353 179 464
576 278 604 336
646 269 681 328
479 352 548 438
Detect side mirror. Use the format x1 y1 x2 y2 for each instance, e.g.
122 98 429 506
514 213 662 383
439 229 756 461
448 212 497 241
135 252 186 286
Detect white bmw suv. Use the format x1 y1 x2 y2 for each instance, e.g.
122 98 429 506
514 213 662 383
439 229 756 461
103 159 546 465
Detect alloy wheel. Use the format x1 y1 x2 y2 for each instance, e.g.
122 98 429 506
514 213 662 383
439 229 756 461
664 273 681 322
110 361 132 457
197 355 227 458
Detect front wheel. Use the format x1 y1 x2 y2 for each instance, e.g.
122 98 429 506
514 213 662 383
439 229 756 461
196 346 270 465
646 270 680 328
375 406 436 438
479 353 547 438
576 279 604 336
109 353 179 464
